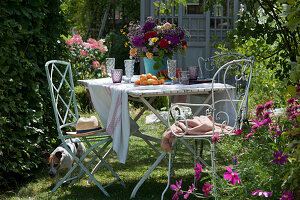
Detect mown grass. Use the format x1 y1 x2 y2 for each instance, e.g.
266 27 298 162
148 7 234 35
1 109 214 200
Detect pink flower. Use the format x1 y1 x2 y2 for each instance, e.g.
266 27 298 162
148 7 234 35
251 190 272 197
92 61 100 69
80 50 88 57
202 183 212 197
263 111 272 119
245 132 254 139
87 38 97 44
287 97 296 105
184 184 195 199
170 180 183 200
251 123 260 132
256 104 264 119
264 101 274 110
280 190 293 200
272 151 288 165
212 134 219 145
234 129 243 135
194 163 203 180
223 167 241 185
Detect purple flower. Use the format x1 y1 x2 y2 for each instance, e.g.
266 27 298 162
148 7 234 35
272 151 288 165
280 190 293 200
142 22 156 33
153 47 159 52
132 37 145 47
234 129 243 135
261 118 271 125
251 190 272 197
170 180 184 200
184 184 195 199
202 183 212 197
165 35 180 45
141 47 148 52
287 97 296 105
194 163 203 180
223 167 241 185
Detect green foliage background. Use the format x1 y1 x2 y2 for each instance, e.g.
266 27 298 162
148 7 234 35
0 0 67 189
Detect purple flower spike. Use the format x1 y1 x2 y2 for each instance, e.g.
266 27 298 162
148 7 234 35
272 151 288 165
280 190 293 200
252 190 272 197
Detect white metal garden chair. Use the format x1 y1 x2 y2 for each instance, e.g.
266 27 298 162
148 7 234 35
45 60 125 197
161 59 254 200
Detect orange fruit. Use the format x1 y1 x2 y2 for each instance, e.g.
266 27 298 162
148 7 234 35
152 80 159 85
159 79 165 84
140 77 147 82
140 74 146 79
152 75 158 80
146 73 153 79
141 80 148 85
147 79 154 85
134 79 140 85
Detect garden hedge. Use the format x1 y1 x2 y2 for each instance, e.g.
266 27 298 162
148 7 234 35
0 0 66 189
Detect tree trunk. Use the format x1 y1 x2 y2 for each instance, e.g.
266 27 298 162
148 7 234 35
98 2 111 39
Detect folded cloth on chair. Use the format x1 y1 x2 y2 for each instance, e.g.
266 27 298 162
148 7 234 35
161 115 233 152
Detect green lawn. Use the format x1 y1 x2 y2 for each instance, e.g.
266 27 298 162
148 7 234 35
2 110 212 200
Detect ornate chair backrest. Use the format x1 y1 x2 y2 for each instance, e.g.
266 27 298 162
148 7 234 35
45 60 79 136
198 53 253 81
210 59 254 131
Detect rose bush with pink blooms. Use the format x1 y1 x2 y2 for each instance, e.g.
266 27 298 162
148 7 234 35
65 34 108 80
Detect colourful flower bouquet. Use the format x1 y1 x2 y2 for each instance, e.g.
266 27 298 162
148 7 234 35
65 34 108 80
123 17 189 70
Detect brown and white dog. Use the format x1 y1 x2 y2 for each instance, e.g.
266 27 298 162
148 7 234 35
43 138 86 183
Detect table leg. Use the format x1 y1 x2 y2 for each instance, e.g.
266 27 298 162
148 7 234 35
130 151 167 199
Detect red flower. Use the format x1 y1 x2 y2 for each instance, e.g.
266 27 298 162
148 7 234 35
159 39 169 48
143 31 158 41
182 41 187 47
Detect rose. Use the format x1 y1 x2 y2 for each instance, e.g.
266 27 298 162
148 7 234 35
159 39 169 49
143 31 158 41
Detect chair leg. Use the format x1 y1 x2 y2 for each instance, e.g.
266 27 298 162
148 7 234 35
210 142 217 200
161 153 172 200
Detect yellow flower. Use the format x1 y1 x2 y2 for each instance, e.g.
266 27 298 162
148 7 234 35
123 25 127 28
124 42 128 47
120 29 123 33
152 37 158 42
146 52 153 59
129 23 133 26
122 32 126 35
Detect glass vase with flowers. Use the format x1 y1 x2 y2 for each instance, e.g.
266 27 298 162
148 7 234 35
122 17 189 75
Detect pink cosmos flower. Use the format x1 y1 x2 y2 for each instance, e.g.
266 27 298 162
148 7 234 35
256 104 264 119
251 123 260 132
194 163 203 180
272 151 288 165
223 167 241 185
280 190 293 200
184 184 195 199
234 129 243 135
170 180 183 200
92 61 100 69
245 132 254 140
80 50 88 57
264 101 274 110
202 183 212 197
212 134 219 145
251 190 272 197
263 111 272 119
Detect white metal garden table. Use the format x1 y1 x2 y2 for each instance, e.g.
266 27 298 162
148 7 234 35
78 76 234 198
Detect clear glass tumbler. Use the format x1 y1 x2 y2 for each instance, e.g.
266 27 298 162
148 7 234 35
111 69 123 83
106 58 115 77
178 71 189 85
124 59 135 83
167 60 176 84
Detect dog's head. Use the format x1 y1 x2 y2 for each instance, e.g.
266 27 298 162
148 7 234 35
43 151 63 178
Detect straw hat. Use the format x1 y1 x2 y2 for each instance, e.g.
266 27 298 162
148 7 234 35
67 116 105 136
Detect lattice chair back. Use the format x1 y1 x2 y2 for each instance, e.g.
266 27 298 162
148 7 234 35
209 59 253 131
45 60 79 135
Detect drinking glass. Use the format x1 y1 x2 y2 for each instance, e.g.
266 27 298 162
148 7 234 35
124 59 135 83
106 58 115 77
167 60 176 84
111 69 123 83
178 71 189 85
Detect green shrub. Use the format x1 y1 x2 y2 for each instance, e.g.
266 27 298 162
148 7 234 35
0 0 66 189
75 85 94 113
130 96 169 111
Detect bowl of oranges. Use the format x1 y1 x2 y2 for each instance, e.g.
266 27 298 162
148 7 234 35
134 73 165 86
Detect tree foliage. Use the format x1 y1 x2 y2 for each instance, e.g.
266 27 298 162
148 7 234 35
0 0 66 188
